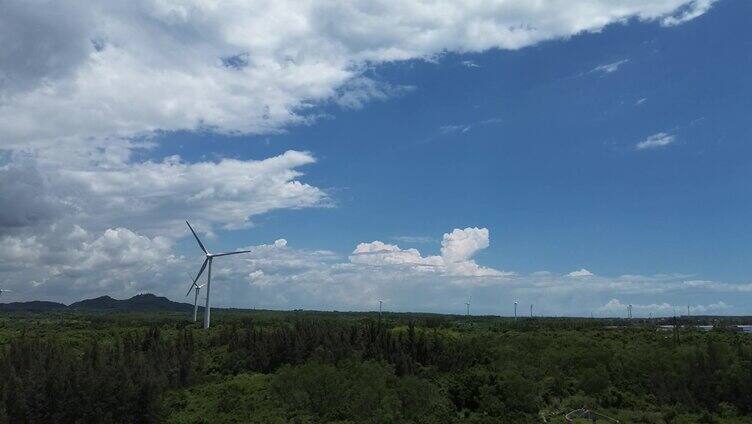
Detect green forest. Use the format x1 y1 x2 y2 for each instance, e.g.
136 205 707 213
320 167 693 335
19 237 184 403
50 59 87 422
1 310 752 423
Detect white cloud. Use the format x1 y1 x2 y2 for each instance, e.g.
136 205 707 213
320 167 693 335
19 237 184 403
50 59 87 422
205 243 752 314
598 298 731 316
440 227 508 278
567 268 594 278
3 223 752 315
334 78 414 109
1 0 717 153
441 228 489 262
0 150 326 237
661 0 717 26
440 124 472 134
439 117 503 135
349 227 509 280
636 132 676 150
0 147 327 302
592 59 629 74
350 241 444 270
0 225 180 302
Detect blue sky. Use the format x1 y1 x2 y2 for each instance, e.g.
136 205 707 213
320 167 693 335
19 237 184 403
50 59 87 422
170 0 750 279
1 0 749 316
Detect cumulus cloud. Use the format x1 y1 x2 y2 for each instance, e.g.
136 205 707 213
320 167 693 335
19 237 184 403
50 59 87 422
191 240 752 315
0 148 327 301
0 150 325 237
3 223 752 315
210 229 510 310
0 225 180 302
0 0 718 152
350 241 443 269
0 157 67 229
349 227 509 279
567 268 594 278
637 132 676 150
441 228 489 263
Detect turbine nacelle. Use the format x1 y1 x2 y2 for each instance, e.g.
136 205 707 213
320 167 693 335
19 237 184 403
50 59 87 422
185 279 206 297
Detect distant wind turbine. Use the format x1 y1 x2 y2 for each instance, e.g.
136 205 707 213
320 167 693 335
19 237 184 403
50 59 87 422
186 221 253 329
465 297 471 317
185 274 205 323
0 288 11 297
514 300 518 320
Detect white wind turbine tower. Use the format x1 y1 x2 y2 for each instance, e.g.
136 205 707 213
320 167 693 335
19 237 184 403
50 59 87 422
185 274 205 323
465 297 471 317
514 300 518 320
186 221 253 329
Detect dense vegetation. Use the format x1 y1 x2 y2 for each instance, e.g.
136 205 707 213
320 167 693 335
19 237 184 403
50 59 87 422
1 310 751 423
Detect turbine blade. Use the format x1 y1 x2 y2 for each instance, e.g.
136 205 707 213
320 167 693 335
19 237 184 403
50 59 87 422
185 284 195 297
212 249 253 257
185 221 208 254
194 258 208 282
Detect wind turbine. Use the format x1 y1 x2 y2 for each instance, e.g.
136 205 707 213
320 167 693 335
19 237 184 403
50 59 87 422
378 299 383 319
185 274 205 323
465 297 471 317
514 300 518 321
0 288 11 297
186 221 253 329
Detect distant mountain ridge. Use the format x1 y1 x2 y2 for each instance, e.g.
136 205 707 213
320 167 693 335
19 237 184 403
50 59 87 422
0 293 193 313
69 293 193 312
0 300 67 312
